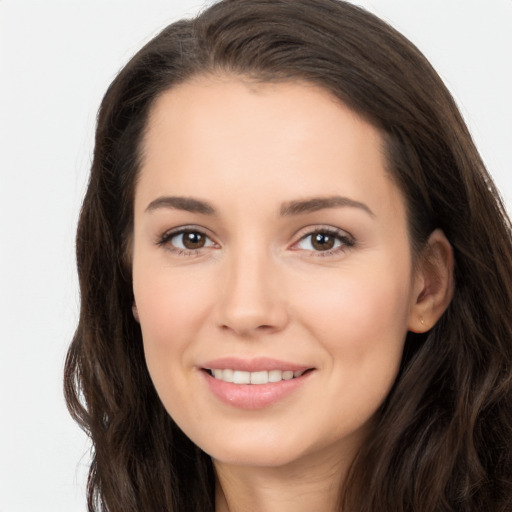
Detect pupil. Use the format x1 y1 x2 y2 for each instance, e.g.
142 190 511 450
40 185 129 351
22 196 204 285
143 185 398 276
183 232 205 249
312 233 335 251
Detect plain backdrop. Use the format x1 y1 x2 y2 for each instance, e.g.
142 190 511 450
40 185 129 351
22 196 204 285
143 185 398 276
0 1 510 511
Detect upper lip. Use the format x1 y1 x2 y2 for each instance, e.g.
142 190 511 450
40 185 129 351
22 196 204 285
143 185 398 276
200 357 313 373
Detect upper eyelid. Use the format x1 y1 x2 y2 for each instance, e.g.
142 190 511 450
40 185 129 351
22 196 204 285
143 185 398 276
158 225 215 241
157 227 218 256
156 224 354 249
292 225 354 241
290 225 356 253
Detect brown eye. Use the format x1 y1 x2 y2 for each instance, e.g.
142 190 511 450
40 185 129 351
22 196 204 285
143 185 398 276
161 229 215 253
311 232 336 251
181 231 206 249
294 228 354 254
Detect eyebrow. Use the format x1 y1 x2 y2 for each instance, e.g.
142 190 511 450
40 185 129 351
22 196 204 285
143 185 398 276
145 194 374 217
280 196 375 217
145 196 216 215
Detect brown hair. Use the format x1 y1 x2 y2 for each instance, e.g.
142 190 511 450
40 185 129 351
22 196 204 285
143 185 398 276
64 0 512 510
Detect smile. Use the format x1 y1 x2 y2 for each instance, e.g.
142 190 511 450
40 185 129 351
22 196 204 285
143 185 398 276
200 358 314 408
208 369 306 384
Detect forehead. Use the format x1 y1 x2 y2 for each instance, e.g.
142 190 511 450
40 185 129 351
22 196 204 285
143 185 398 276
137 76 405 221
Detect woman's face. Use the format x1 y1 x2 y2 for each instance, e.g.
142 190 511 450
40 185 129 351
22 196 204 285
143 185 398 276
132 77 423 469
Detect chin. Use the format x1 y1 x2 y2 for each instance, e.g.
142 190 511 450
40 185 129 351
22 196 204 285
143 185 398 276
193 428 306 468
210 447 303 469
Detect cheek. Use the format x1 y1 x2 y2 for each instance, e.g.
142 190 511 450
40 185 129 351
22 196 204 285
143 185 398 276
298 270 411 337
294 265 412 389
132 266 214 389
296 274 411 433
134 263 213 336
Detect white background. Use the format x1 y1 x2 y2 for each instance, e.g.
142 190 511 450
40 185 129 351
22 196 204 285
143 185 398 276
0 1 510 511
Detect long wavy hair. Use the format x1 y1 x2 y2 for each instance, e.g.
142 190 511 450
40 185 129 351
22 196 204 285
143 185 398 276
64 0 512 510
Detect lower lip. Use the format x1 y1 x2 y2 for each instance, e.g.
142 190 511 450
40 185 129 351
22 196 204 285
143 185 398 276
202 370 313 410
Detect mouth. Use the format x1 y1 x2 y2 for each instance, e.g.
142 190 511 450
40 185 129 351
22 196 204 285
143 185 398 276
204 368 312 384
201 366 314 409
199 357 315 408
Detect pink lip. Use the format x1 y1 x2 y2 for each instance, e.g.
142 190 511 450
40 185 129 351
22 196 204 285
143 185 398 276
199 357 314 410
200 356 311 373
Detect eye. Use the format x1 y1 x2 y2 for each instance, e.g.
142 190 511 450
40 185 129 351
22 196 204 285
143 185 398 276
294 228 354 255
158 228 216 254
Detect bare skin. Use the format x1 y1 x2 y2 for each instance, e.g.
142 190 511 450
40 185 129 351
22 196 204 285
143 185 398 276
132 76 453 512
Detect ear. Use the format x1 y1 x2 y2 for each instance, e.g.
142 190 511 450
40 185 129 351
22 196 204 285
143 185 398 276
132 301 140 323
408 229 454 333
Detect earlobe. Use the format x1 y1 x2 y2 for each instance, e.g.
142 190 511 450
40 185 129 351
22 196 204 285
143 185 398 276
408 229 454 333
132 302 140 323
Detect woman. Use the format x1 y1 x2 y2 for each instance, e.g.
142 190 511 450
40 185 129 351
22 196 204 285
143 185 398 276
64 0 512 510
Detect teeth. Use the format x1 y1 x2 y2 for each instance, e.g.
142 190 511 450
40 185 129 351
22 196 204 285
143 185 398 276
223 368 234 382
268 369 282 382
209 368 306 384
233 370 250 384
250 371 268 385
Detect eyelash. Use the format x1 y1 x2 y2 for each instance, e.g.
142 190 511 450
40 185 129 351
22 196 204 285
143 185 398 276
157 226 217 257
292 226 355 257
156 226 355 257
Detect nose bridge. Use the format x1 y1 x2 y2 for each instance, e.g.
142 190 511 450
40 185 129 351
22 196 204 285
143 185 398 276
216 239 287 335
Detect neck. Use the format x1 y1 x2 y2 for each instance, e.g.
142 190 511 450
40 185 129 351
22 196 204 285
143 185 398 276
214 445 356 512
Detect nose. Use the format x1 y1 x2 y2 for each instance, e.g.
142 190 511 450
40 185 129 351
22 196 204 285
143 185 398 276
215 247 289 337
